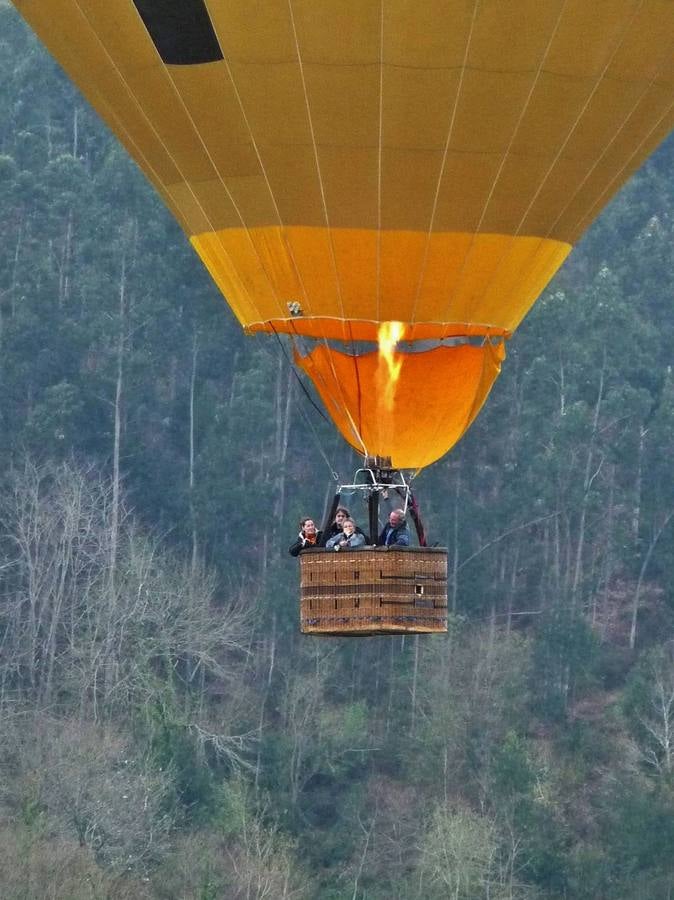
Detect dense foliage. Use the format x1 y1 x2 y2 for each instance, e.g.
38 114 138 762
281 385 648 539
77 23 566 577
2 7 674 897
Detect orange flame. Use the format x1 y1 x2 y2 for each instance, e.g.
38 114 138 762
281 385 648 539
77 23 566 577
377 321 405 410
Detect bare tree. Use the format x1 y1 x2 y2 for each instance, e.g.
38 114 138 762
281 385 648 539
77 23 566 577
629 509 674 650
417 803 536 900
1 714 174 873
0 823 151 900
631 643 674 775
0 460 252 730
153 780 313 899
279 645 372 810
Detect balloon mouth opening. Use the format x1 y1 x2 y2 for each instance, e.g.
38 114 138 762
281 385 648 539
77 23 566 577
294 340 505 469
247 317 512 344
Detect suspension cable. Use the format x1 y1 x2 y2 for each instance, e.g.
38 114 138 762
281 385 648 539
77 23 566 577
268 329 340 482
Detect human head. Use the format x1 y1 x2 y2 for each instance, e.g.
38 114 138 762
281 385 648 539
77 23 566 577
389 508 405 527
300 517 317 535
342 518 356 533
334 506 350 525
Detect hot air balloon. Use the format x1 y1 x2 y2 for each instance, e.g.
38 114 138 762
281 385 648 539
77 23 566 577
12 0 674 634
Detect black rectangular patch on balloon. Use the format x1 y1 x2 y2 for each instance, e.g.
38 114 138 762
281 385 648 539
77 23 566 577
132 0 223 65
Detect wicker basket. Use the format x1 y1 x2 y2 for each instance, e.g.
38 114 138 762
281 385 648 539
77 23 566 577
299 546 448 635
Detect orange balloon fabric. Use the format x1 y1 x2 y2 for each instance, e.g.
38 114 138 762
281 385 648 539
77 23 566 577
12 0 674 468
13 0 674 345
295 342 505 469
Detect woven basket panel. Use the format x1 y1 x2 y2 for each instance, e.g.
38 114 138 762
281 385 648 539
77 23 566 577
299 548 448 635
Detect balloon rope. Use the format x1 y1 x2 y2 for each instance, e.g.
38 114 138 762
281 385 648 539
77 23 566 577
70 0 288 325
507 0 648 243
155 11 292 322
406 0 480 330
376 0 384 325
269 331 341 481
414 337 503 475
317 336 370 457
550 50 674 239
285 0 370 455
459 0 661 332
348 322 366 449
271 329 331 426
286 0 348 328
204 0 316 322
422 0 569 337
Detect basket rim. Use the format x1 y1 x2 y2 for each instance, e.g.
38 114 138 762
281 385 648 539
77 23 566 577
300 546 448 556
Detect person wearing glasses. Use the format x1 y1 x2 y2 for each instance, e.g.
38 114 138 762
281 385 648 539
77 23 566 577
325 518 367 551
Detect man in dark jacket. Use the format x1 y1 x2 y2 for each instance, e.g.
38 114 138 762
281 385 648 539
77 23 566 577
377 509 410 547
289 517 323 557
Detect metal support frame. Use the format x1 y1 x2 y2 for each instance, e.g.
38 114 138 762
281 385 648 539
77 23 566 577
334 456 415 544
322 456 429 547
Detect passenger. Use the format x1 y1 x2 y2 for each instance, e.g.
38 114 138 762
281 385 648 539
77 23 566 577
322 506 365 545
377 508 411 547
289 517 322 557
326 518 366 551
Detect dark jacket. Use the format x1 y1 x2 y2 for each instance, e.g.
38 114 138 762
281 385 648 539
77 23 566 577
289 531 323 557
377 522 410 547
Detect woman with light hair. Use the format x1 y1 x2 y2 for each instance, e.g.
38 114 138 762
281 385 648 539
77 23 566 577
326 518 366 551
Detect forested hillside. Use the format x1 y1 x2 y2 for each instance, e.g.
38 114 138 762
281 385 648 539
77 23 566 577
2 6 674 897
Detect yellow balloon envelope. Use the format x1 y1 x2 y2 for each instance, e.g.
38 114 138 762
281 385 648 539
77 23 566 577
13 0 674 467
